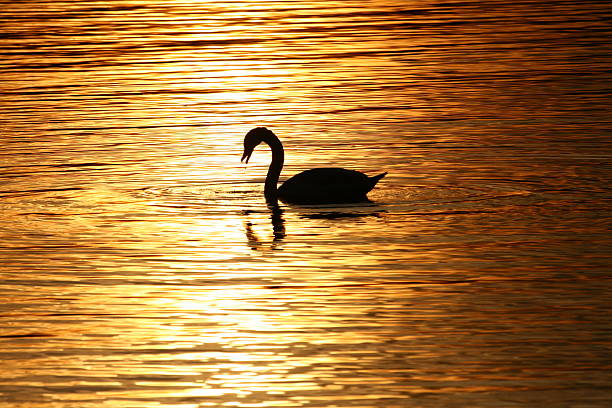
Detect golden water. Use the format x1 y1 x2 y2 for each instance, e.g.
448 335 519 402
1 1 611 407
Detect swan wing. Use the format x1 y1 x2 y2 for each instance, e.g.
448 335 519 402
278 168 378 203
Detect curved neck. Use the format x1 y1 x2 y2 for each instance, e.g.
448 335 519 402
263 132 284 201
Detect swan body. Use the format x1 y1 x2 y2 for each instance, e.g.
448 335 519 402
241 127 386 204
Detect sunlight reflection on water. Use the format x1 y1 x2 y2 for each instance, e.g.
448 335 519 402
1 0 612 407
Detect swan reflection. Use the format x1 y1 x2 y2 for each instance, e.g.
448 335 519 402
243 202 285 250
299 209 384 220
243 200 385 251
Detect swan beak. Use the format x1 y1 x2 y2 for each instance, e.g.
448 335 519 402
241 149 253 164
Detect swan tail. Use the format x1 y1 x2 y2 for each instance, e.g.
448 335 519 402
370 172 387 186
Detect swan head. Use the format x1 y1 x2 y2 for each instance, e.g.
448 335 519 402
241 127 273 163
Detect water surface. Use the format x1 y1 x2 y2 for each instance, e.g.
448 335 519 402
1 1 611 407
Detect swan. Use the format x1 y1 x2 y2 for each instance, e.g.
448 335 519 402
241 127 386 204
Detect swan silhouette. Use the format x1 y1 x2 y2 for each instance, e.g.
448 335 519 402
241 127 386 204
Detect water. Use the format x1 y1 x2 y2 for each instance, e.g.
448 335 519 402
1 0 611 406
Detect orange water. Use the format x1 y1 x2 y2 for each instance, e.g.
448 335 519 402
1 1 611 407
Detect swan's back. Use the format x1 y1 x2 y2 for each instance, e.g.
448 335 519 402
278 168 386 204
